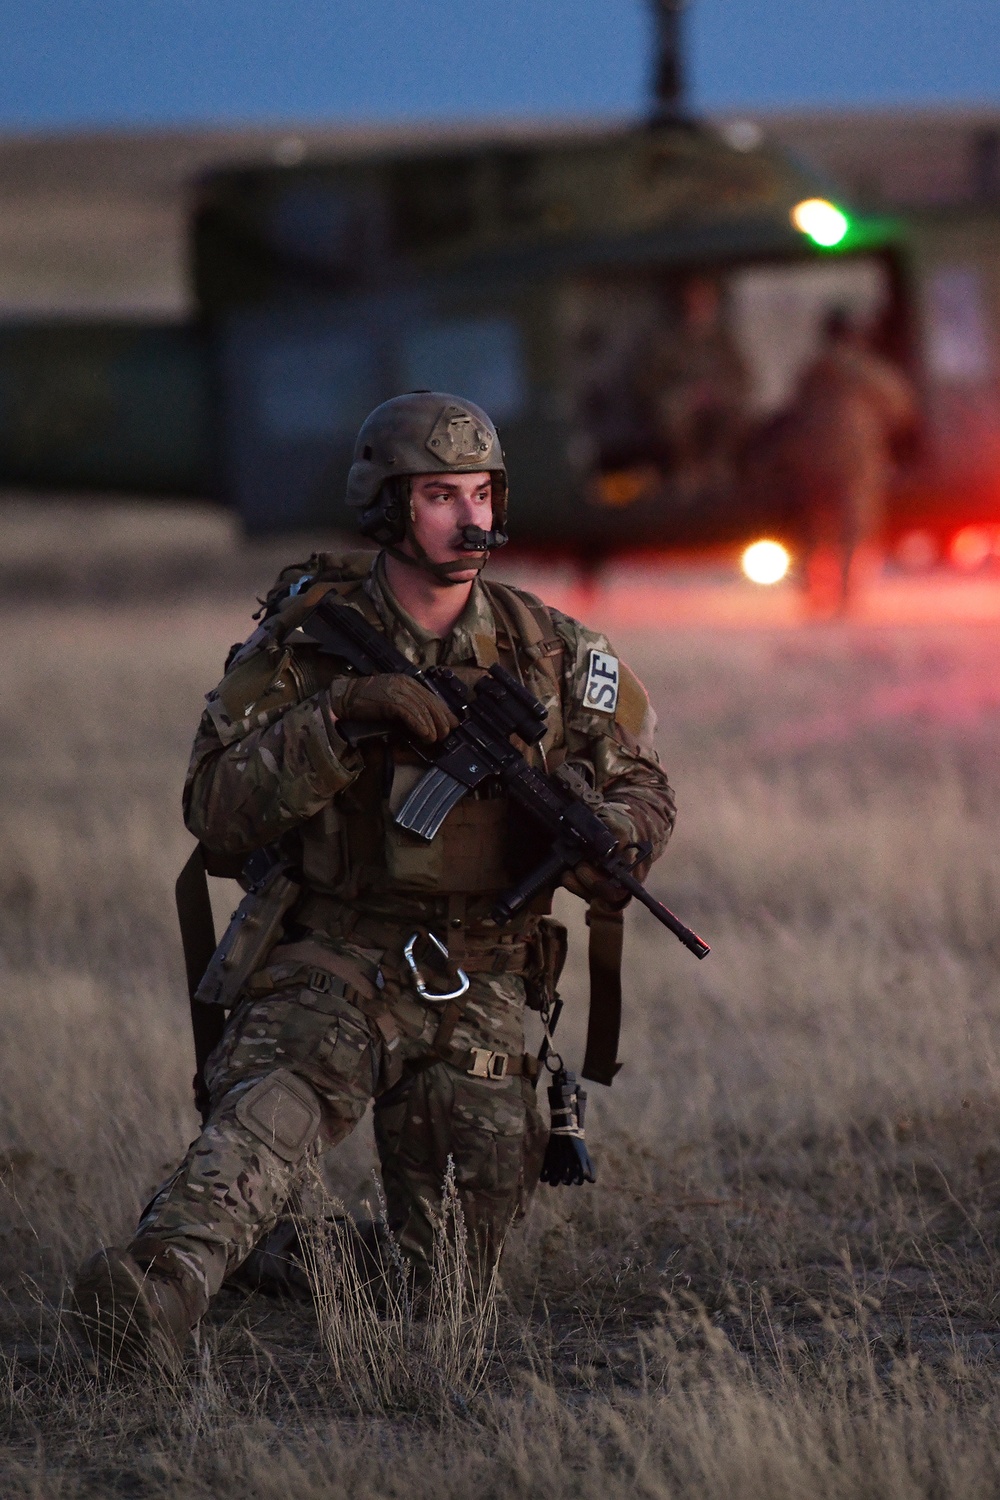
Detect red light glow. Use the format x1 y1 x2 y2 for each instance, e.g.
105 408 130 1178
894 530 938 571
949 525 1000 570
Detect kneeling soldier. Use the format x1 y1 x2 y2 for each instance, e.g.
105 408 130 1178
73 392 677 1363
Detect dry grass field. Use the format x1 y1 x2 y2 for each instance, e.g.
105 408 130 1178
3 500 1000 1496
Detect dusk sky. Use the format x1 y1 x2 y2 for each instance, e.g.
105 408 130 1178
0 0 996 131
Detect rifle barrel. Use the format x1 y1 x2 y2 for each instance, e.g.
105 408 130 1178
621 871 710 958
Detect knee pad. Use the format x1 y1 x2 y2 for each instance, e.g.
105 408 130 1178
234 1068 323 1163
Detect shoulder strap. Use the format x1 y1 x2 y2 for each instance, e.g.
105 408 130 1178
481 580 564 699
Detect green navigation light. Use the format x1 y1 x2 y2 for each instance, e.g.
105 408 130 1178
791 198 850 248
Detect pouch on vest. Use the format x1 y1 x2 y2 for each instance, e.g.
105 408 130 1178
523 916 569 1013
382 751 513 892
300 802 351 894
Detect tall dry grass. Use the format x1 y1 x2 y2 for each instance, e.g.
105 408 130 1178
3 502 1000 1495
299 1162 502 1418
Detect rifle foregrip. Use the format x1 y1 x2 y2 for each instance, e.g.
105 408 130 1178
491 847 571 924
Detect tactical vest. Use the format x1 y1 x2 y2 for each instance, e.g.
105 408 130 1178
183 549 634 1099
212 551 568 909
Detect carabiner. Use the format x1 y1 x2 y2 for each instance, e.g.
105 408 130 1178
403 932 470 1004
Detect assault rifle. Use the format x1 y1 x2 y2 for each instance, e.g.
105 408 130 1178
292 596 709 960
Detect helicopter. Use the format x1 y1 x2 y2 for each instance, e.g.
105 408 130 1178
0 2 933 572
190 0 909 560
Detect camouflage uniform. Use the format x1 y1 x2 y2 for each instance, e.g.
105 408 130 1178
130 551 675 1313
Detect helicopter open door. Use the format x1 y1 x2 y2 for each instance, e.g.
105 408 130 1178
559 250 907 552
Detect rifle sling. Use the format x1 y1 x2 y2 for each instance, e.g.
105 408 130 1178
582 902 624 1086
175 844 227 1121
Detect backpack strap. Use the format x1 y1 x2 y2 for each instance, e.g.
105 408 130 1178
481 580 564 702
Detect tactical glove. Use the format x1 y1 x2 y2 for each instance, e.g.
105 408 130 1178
562 801 637 905
326 674 458 744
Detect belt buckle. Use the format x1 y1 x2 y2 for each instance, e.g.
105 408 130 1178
468 1047 507 1080
306 968 347 998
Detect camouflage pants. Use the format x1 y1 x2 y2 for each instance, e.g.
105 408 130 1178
133 935 548 1311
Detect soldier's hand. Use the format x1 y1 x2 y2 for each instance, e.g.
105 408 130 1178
562 862 632 905
327 675 458 744
561 801 636 905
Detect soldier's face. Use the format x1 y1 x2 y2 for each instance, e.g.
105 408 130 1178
407 472 493 581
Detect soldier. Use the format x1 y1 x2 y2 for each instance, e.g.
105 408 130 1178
73 392 677 1365
638 274 749 499
782 308 916 616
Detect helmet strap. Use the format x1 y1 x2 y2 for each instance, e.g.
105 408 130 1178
385 504 490 586
385 534 489 586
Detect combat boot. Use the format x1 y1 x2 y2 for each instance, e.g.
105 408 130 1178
72 1246 200 1370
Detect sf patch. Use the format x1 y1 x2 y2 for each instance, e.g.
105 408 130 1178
583 650 620 714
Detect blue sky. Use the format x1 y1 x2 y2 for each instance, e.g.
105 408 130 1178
0 0 996 130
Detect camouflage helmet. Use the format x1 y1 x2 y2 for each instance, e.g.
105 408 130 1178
346 391 508 545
